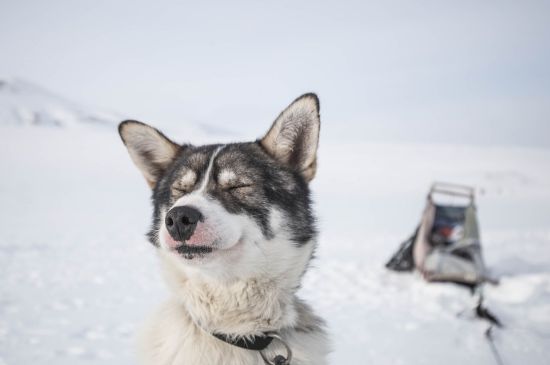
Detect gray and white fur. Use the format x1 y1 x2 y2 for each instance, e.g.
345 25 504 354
118 94 329 365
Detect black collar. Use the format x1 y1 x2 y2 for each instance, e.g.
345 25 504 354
213 332 274 351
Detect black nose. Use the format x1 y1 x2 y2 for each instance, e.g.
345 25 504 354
165 206 203 242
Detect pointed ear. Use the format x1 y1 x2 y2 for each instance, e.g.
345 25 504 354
260 93 320 182
118 120 180 188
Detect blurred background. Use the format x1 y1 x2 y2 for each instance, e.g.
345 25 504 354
1 1 549 364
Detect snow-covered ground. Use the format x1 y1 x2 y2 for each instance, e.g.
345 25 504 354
1 89 549 364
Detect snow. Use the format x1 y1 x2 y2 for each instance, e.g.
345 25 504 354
1 95 550 364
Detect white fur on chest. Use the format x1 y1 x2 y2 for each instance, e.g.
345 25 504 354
138 298 329 365
137 254 330 365
138 298 263 365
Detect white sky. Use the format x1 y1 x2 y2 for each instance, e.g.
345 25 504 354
1 0 549 147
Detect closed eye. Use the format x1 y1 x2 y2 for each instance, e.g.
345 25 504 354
226 184 253 191
173 187 190 194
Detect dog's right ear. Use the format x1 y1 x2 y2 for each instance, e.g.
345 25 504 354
118 120 180 188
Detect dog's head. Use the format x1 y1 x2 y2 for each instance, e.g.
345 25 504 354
119 94 320 281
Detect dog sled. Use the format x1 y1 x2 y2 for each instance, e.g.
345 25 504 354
386 182 496 286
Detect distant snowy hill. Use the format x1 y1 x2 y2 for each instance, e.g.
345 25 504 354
0 78 120 127
0 78 224 143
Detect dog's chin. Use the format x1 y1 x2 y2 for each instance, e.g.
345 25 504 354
167 239 242 263
173 243 215 260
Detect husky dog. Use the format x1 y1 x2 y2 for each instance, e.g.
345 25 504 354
118 94 329 365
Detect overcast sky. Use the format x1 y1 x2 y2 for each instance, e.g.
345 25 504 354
1 0 549 147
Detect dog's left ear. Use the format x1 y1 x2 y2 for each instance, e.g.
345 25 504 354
260 93 320 182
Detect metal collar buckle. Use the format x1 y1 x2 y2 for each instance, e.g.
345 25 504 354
260 333 293 365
